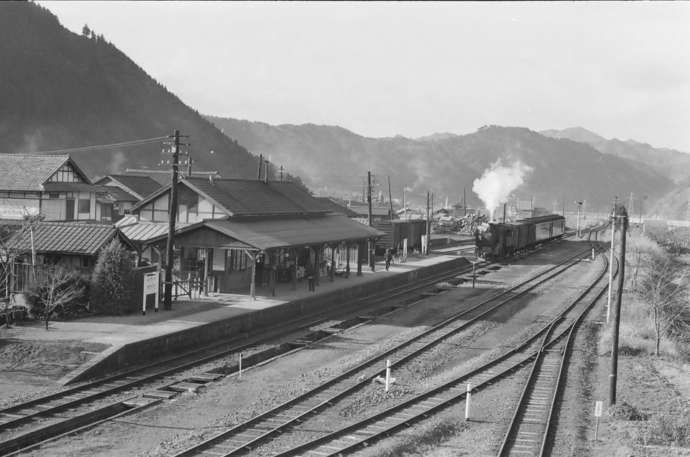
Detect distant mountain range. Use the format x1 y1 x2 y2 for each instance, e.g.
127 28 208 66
0 2 261 179
2 3 685 219
541 127 690 184
208 116 679 214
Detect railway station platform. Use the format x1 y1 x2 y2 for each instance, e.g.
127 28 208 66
0 253 472 385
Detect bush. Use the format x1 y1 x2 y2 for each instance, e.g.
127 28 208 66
642 407 690 446
90 240 136 315
27 267 89 322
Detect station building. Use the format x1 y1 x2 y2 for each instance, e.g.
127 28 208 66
120 177 384 296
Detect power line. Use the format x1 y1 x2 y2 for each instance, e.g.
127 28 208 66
18 136 168 155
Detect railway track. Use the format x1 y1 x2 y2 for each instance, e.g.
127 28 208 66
172 246 594 457
0 249 503 456
266 250 612 457
0 242 587 456
497 258 619 457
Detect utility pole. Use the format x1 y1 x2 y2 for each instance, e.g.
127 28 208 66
403 186 406 215
431 192 435 220
576 201 583 237
606 196 618 324
387 176 394 220
163 129 183 310
367 171 374 270
279 165 284 183
186 145 192 177
463 187 467 216
609 204 628 406
257 154 263 180
628 192 634 218
425 191 431 255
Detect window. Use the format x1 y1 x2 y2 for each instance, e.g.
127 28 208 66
227 249 248 272
48 164 82 183
48 192 60 199
78 198 91 214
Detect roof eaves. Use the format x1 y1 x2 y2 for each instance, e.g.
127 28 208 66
131 183 172 212
180 179 235 218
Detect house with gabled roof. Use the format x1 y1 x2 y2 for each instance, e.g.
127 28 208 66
0 154 121 223
95 174 162 220
126 176 383 296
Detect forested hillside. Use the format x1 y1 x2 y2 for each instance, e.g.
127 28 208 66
208 116 674 212
0 2 259 179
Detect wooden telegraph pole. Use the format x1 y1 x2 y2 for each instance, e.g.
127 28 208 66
425 191 431 255
367 171 374 271
163 129 185 310
609 203 628 406
387 176 394 220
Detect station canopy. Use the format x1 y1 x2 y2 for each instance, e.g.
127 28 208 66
170 214 383 251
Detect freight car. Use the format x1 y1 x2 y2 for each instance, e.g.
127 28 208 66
474 214 565 259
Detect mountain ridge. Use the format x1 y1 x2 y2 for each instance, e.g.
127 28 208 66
0 2 261 180
207 116 676 213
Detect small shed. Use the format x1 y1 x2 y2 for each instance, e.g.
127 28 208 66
5 222 134 291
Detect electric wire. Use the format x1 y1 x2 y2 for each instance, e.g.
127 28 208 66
16 136 169 155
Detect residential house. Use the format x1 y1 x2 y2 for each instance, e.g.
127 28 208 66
5 222 134 291
95 174 162 220
0 154 118 223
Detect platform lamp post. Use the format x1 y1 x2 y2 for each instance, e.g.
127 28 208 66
575 201 583 238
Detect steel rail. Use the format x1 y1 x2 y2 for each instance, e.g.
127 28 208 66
0 243 580 456
267 250 610 457
173 246 592 457
0 255 491 430
497 254 617 457
0 257 502 456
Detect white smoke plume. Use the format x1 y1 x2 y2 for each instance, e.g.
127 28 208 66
472 159 533 220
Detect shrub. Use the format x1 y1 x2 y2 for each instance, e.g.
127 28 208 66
90 240 136 315
27 267 88 326
642 407 690 446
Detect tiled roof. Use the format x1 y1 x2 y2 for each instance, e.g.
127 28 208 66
116 215 189 243
105 175 163 199
163 178 332 217
43 182 109 193
313 197 359 217
101 186 139 202
0 154 72 191
196 215 384 250
6 222 128 256
347 203 392 218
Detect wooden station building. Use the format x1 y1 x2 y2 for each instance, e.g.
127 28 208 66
125 177 384 296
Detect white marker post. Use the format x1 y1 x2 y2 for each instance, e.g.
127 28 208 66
385 359 391 392
465 383 472 421
594 400 603 440
238 352 243 379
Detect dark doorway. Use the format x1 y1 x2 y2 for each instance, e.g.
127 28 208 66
65 199 75 220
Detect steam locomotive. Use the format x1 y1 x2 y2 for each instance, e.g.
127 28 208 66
474 214 566 259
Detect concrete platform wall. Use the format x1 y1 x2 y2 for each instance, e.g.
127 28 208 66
70 256 470 383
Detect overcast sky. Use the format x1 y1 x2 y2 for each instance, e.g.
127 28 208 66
41 1 690 151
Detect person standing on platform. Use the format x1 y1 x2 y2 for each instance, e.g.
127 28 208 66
307 264 315 292
385 248 393 271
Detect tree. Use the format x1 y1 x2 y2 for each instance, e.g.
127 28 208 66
90 239 135 315
82 24 91 37
638 252 689 356
29 266 87 330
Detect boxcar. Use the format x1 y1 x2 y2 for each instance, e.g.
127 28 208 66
475 214 565 259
